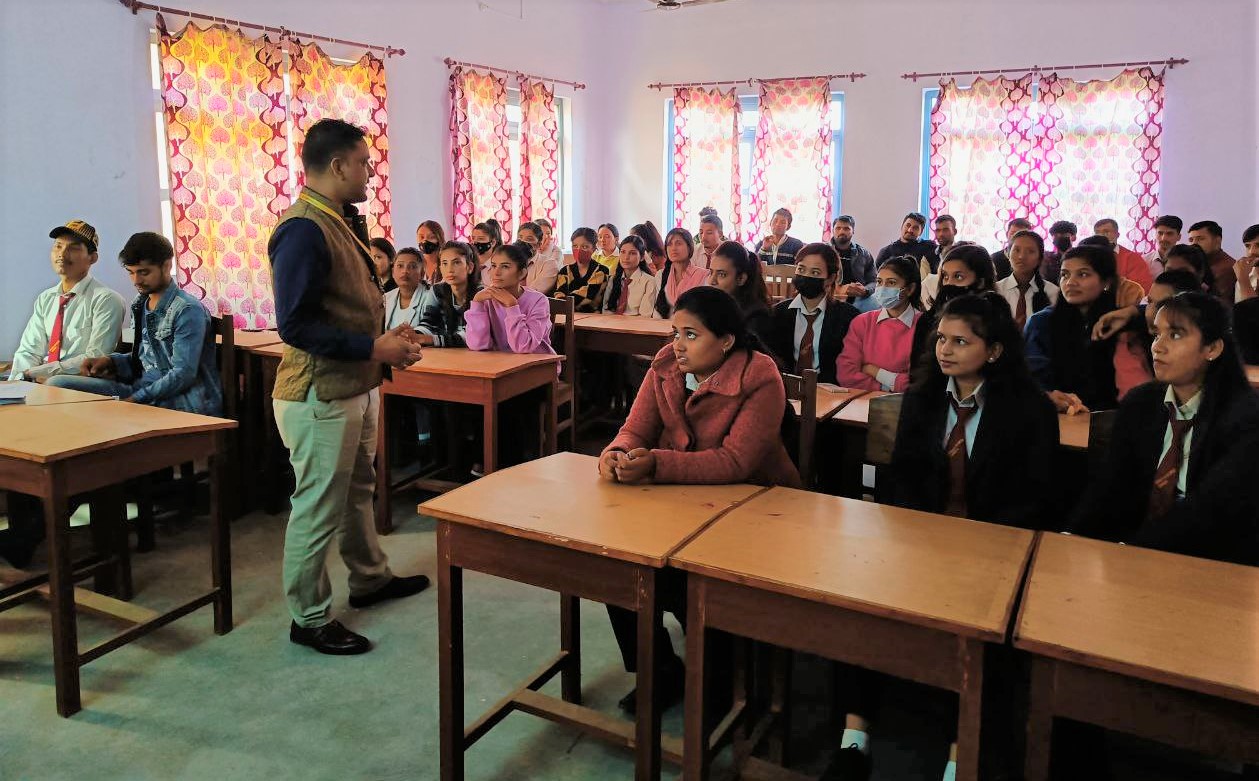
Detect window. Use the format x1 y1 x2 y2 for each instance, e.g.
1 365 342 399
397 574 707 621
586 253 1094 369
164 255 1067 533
665 92 845 241
507 88 572 249
151 34 175 246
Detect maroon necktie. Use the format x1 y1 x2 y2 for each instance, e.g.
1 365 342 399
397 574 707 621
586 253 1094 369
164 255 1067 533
795 311 821 374
1015 282 1030 330
944 395 978 517
1147 402 1194 521
616 278 631 314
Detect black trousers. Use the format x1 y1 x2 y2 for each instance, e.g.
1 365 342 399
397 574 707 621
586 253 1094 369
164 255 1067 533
605 569 732 678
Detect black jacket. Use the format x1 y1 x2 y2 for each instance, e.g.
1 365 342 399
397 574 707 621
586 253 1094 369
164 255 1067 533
765 298 859 385
1069 380 1259 566
1235 298 1259 364
876 238 940 274
989 249 1014 280
417 282 479 347
881 377 1060 530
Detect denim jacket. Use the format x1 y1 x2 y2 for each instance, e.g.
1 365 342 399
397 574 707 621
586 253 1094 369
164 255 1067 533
109 285 223 416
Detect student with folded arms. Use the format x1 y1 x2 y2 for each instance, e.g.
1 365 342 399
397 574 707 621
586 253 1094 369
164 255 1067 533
765 242 858 384
603 235 660 317
837 255 923 392
465 242 555 356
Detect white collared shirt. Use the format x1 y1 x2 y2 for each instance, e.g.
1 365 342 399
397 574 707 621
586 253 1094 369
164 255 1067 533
943 377 986 456
995 275 1060 321
9 275 126 379
789 294 826 370
1159 385 1201 497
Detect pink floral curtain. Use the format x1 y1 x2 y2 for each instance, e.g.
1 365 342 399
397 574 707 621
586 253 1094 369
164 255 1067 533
160 23 289 329
671 87 742 237
449 66 512 240
518 77 561 236
747 77 832 245
289 42 393 240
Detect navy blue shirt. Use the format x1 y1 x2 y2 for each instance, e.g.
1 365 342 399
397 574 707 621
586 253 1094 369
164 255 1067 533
269 218 377 362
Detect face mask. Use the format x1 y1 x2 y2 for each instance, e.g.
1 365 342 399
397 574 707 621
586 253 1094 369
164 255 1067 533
1053 236 1072 253
934 284 972 306
420 241 439 255
573 247 593 265
793 275 825 300
473 242 493 255
872 285 902 310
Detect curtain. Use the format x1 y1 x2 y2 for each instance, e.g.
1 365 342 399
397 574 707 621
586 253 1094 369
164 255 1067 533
289 42 393 240
1038 68 1165 254
160 23 289 329
927 75 1037 249
671 87 742 237
747 77 832 245
450 66 512 241
518 77 561 236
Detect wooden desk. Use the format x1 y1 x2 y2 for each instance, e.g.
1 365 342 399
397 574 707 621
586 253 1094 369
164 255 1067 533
789 386 868 422
0 381 113 407
1246 364 1259 389
1056 412 1089 451
1015 534 1259 779
242 342 289 513
376 348 563 534
420 452 765 781
673 487 1036 780
0 401 236 716
229 329 282 349
574 314 673 357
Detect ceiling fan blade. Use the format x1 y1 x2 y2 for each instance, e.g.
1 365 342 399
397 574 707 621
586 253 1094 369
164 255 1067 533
679 0 731 6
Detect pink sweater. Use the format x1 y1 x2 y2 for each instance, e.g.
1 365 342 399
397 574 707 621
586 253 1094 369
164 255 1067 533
836 308 921 392
464 287 556 355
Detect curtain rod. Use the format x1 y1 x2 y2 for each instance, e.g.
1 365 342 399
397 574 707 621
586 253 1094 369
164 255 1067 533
648 72 866 90
120 0 406 57
444 58 586 90
901 57 1188 81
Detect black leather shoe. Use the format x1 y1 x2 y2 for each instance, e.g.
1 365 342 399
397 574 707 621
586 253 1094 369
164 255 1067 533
348 574 432 609
820 746 872 781
618 656 687 716
289 620 371 655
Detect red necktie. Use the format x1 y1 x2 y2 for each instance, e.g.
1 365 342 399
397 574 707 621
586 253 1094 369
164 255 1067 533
1147 402 1194 522
1015 282 1030 330
795 311 821 374
944 395 978 517
46 292 75 362
616 277 631 314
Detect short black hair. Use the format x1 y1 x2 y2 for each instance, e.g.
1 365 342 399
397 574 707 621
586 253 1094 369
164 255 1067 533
1049 220 1077 236
796 242 840 279
834 214 856 228
300 118 367 172
904 212 927 228
934 214 956 226
700 213 724 234
1154 215 1183 232
1244 224 1259 244
772 207 793 226
1188 220 1223 238
119 231 174 267
1008 217 1033 230
369 237 396 261
1152 269 1202 294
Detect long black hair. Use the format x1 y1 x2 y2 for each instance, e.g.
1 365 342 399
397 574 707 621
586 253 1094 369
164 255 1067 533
1166 243 1215 292
606 235 653 312
932 242 996 312
655 227 697 318
672 286 765 356
1008 230 1052 313
630 221 666 265
1154 292 1251 422
911 292 1040 395
879 255 924 311
1048 243 1121 409
712 240 771 317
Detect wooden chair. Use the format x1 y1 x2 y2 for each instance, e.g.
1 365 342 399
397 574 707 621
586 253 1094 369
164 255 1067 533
763 264 797 301
861 393 905 499
548 297 578 451
780 369 819 487
1085 409 1118 476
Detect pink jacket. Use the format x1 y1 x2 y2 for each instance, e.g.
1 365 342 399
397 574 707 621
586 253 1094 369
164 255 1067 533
464 287 555 355
836 308 921 392
604 345 802 487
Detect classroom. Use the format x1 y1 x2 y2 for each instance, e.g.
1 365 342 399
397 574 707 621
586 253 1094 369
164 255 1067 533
2 0 1258 779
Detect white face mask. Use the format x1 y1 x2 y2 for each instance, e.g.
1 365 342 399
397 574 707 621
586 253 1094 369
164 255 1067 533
872 285 902 310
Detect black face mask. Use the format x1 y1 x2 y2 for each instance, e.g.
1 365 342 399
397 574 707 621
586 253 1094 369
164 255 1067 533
793 275 826 300
473 242 493 255
934 284 973 307
1053 236 1073 253
420 241 440 255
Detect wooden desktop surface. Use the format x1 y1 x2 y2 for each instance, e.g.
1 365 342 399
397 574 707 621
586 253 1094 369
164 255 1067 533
1015 533 1259 707
790 386 868 421
396 347 561 379
1 381 112 407
419 451 765 567
1056 412 1090 451
574 314 675 337
1246 364 1259 389
831 390 890 427
672 486 1036 642
230 329 283 349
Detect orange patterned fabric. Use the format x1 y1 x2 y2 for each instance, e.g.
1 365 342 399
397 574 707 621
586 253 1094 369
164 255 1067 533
450 67 511 240
747 77 832 245
518 78 561 237
671 87 742 237
289 42 392 241
160 24 288 329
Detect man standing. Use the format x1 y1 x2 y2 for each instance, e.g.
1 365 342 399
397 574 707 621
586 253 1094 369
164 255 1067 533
269 118 427 656
989 217 1031 281
755 207 805 265
1042 220 1077 283
9 220 124 381
831 214 877 303
876 212 939 273
1145 215 1182 278
1187 220 1236 303
1093 218 1154 292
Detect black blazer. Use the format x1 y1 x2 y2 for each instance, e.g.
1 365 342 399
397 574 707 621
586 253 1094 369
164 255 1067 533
1069 380 1259 566
765 299 859 385
1235 298 1259 364
880 377 1061 530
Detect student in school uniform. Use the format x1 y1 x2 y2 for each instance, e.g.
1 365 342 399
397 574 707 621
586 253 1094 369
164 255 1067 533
593 223 620 271
1025 243 1153 413
1234 225 1259 362
829 292 1060 781
465 242 555 356
534 217 564 279
989 217 1032 281
706 240 773 345
994 229 1058 332
602 235 660 317
416 241 481 347
1160 242 1215 293
598 286 802 714
470 218 504 274
9 220 126 382
554 227 609 313
765 242 859 384
837 255 923 392
755 207 806 265
1070 292 1259 566
694 213 724 269
909 242 996 375
653 227 709 318
1077 235 1147 307
1091 269 1205 356
516 221 559 295
369 237 397 293
414 220 446 288
382 248 428 331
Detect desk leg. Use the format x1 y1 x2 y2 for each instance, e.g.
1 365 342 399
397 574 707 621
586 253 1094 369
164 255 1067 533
635 568 662 781
1024 657 1054 781
683 577 710 781
438 523 465 781
768 646 793 764
90 485 131 600
44 473 80 717
560 593 581 704
375 388 394 535
955 638 985 781
210 448 233 634
545 381 558 456
482 401 498 475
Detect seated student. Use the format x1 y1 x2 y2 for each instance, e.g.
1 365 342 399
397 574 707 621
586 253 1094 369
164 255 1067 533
1145 214 1183 278
765 242 858 384
1234 225 1259 362
995 229 1058 332
694 213 724 269
593 223 620 271
517 221 559 295
534 218 564 278
1024 244 1152 413
415 219 446 287
653 227 708 318
598 286 802 713
1092 269 1206 353
48 232 223 416
1093 217 1154 293
1187 219 1236 302
1075 235 1147 307
369 237 397 293
1041 219 1077 283
630 221 668 272
909 243 996 374
876 212 940 275
10 220 126 381
838 255 923 392
755 207 806 265
707 240 773 344
602 235 660 317
831 214 878 306
470 218 503 274
465 242 555 356
554 227 609 313
989 217 1032 281
416 241 481 347
1161 242 1215 293
383 248 427 331
1069 292 1259 566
